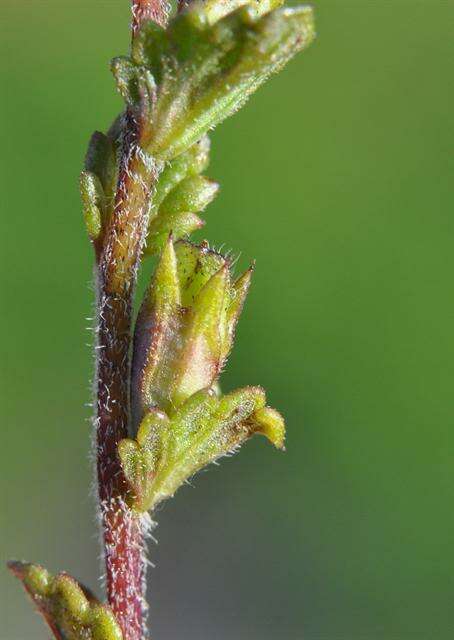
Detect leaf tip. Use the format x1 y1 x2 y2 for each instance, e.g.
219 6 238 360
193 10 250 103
252 406 286 449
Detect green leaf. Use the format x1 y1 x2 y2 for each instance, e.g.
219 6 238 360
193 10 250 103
146 210 205 254
81 131 119 243
80 171 104 240
142 136 218 255
159 175 219 216
114 1 315 161
120 385 285 512
8 562 122 640
118 408 170 509
84 132 117 187
151 137 211 210
84 132 118 213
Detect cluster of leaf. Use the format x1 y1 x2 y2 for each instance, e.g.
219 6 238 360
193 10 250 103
81 0 315 250
13 0 315 638
113 0 315 160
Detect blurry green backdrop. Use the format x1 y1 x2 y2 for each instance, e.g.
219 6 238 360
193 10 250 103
1 1 453 638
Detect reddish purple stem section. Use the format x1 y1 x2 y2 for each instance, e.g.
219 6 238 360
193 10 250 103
132 0 168 32
95 2 171 637
95 282 145 640
95 116 159 639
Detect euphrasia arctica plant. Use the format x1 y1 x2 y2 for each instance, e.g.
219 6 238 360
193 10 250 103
9 0 315 638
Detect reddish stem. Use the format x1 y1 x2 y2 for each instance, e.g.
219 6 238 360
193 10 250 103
95 281 144 640
132 0 168 32
95 3 169 637
95 115 161 639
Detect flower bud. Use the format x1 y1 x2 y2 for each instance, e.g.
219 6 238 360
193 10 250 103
131 238 252 425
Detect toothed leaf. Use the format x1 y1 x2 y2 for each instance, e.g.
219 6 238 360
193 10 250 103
144 137 216 255
8 562 122 640
120 385 285 512
119 2 315 160
119 408 170 510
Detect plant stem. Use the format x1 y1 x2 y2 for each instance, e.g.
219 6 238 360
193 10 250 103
95 112 161 638
94 5 170 636
132 0 168 32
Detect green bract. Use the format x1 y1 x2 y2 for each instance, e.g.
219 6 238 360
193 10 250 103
8 562 123 640
144 136 218 254
112 1 315 160
119 386 284 512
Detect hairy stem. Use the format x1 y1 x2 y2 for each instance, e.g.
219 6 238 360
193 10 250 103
132 0 168 32
95 112 161 639
94 5 169 637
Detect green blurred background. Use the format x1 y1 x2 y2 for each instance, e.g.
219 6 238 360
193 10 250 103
1 1 453 638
